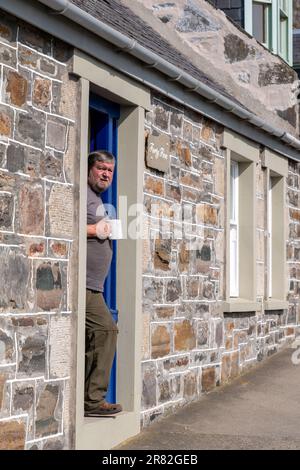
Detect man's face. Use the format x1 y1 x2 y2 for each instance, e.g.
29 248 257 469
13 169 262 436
88 160 115 193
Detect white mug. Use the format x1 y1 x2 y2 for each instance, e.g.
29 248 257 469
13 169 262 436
108 219 123 240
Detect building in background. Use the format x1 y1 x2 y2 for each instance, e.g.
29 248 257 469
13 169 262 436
0 0 299 450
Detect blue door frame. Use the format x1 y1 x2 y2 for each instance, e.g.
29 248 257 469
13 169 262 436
89 93 120 403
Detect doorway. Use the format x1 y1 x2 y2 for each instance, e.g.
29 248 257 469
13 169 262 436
89 93 120 403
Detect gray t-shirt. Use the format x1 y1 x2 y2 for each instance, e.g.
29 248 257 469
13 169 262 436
86 185 112 292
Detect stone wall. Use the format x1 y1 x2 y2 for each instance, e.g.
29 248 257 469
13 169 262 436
141 94 300 426
0 11 79 449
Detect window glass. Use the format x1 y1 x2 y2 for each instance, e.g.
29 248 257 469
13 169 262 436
252 2 271 46
230 161 239 297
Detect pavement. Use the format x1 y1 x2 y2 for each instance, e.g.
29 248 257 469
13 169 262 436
116 347 300 450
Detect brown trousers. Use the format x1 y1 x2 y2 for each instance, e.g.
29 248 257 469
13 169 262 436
85 289 118 411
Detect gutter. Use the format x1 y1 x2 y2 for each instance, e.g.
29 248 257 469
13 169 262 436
16 0 300 151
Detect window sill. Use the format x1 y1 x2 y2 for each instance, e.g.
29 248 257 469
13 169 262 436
264 299 289 311
223 299 260 313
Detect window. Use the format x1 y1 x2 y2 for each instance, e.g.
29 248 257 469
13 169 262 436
223 130 260 313
230 161 239 297
267 175 273 298
253 1 272 47
262 149 288 310
244 0 293 64
278 0 289 60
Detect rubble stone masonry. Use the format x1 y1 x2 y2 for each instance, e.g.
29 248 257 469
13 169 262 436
0 11 80 449
141 95 300 426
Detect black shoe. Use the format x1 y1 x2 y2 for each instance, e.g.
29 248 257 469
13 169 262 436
85 402 122 416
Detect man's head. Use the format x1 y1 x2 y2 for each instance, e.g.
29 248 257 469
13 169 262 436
88 150 115 193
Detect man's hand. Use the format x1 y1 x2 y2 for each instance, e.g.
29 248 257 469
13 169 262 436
96 219 111 239
87 220 111 239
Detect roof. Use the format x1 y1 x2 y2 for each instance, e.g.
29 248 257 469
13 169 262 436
70 0 245 107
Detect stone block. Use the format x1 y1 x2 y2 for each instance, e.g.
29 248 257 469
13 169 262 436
151 324 171 359
224 34 255 63
146 131 170 173
0 328 15 363
4 70 29 107
165 279 181 302
49 240 68 258
165 182 181 202
18 182 44 235
0 104 13 138
186 277 199 298
0 193 14 230
183 120 193 142
49 315 71 378
33 77 51 110
143 277 164 304
19 24 51 54
18 332 47 376
142 362 157 409
179 242 190 273
158 378 172 403
176 2 220 32
52 73 79 120
183 370 198 399
170 111 183 136
0 247 31 312
47 184 73 238
64 125 77 184
15 109 45 147
12 383 34 412
163 355 189 372
35 383 61 438
153 103 170 131
154 238 171 271
52 39 73 63
41 151 64 181
180 170 201 189
36 261 63 311
201 366 216 392
258 63 296 87
0 143 6 167
25 239 46 257
6 142 25 173
214 157 225 195
0 419 26 450
144 174 164 196
46 118 68 152
141 312 150 360
155 306 174 320
174 320 196 351
180 144 192 166
197 321 209 348
197 204 218 226
0 44 17 68
18 45 38 70
0 15 18 45
203 280 215 299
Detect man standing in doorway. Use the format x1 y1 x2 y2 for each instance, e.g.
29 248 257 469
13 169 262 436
85 150 122 417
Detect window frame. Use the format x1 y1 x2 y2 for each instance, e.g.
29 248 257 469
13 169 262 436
262 149 288 310
222 130 260 313
244 0 293 65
